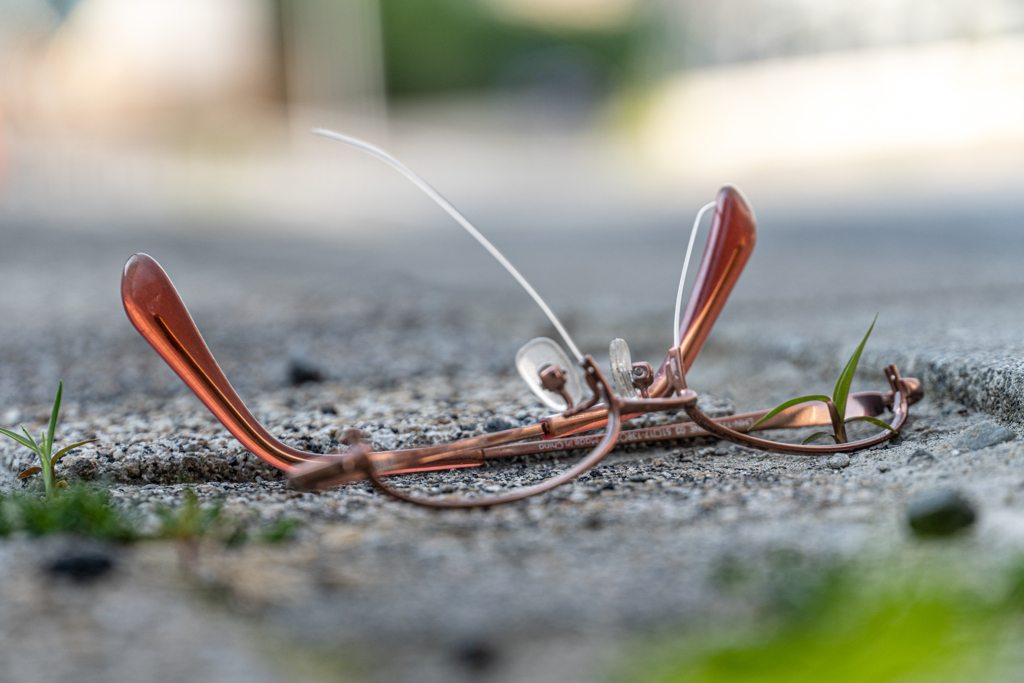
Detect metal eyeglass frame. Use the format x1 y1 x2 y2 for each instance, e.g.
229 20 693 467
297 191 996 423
120 132 922 508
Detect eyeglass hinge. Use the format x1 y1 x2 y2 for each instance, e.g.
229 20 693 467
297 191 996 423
667 347 688 394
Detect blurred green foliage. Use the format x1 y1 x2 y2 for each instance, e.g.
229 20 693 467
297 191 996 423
379 0 644 96
0 483 302 546
1 483 138 542
255 517 302 544
619 556 1024 683
154 487 228 541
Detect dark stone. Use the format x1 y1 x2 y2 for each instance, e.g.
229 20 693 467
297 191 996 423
47 551 114 582
454 641 498 674
482 416 514 433
907 449 936 463
953 420 1015 451
907 490 976 537
66 457 98 478
320 404 337 415
629 474 650 483
288 359 324 385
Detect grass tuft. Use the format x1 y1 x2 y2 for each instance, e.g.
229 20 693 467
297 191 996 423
0 381 97 499
0 483 138 542
255 517 302 544
0 483 302 546
154 488 228 541
753 315 896 444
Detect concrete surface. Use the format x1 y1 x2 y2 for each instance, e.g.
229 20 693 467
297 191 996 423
1 122 1024 682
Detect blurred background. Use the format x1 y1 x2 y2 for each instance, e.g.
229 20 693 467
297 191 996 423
1 0 1024 409
2 0 1023 235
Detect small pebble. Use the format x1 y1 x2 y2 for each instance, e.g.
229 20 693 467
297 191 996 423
47 548 115 583
454 641 498 675
907 490 976 537
907 449 936 463
482 417 514 433
953 420 1015 451
828 454 850 469
288 358 324 385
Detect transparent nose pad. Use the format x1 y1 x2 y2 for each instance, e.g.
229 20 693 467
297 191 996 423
515 338 584 412
608 338 637 399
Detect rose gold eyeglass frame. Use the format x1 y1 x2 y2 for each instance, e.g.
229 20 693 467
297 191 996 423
121 132 922 508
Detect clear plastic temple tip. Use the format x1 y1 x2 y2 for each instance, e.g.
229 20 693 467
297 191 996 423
673 202 717 350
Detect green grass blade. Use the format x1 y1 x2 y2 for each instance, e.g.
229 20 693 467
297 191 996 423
832 343 861 407
19 426 41 454
801 431 840 445
52 439 99 463
832 313 878 420
0 427 36 450
752 395 833 428
845 415 898 433
46 380 63 455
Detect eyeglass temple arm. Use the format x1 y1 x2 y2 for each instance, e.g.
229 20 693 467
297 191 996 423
682 364 913 455
122 253 563 476
478 388 906 460
650 185 757 398
121 254 324 472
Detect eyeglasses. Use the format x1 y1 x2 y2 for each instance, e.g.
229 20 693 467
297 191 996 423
121 130 922 508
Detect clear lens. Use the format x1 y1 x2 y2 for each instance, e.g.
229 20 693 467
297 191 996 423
515 337 584 411
608 338 637 399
